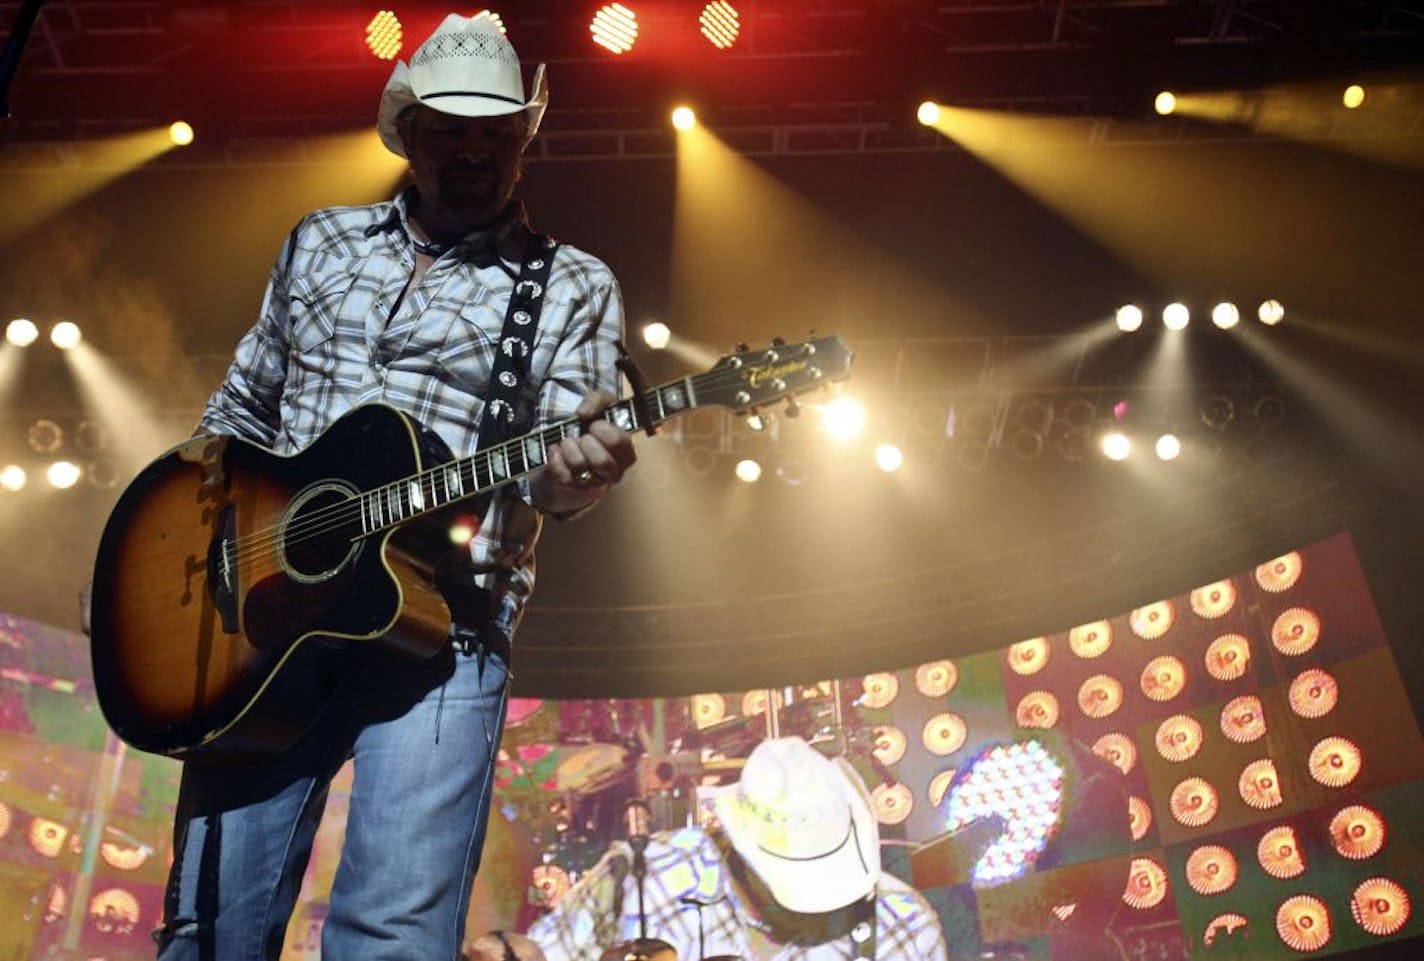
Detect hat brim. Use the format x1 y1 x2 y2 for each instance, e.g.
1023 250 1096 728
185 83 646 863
710 756 879 914
377 61 548 158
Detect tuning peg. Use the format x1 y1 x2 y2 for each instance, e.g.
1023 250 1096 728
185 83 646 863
771 336 786 347
784 398 801 418
734 341 749 353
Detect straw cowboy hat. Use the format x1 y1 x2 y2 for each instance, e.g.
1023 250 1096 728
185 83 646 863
377 13 548 158
709 737 880 915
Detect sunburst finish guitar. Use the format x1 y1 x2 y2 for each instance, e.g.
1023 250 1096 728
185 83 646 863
89 336 852 760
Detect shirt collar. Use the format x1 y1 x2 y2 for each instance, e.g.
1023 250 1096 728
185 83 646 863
368 187 529 266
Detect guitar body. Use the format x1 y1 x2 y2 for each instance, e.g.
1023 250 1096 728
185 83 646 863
90 404 459 760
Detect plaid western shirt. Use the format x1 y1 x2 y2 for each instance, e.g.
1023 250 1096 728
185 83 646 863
528 827 948 961
200 189 624 634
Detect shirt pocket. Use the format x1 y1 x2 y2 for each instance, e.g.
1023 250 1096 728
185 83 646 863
287 272 349 355
435 305 501 398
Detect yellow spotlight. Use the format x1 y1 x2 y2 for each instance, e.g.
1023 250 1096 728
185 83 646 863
47 461 82 489
641 321 671 349
917 101 941 126
1162 303 1190 331
821 397 867 442
671 106 697 131
6 318 39 347
1155 91 1177 116
1342 84 1366 109
50 321 83 350
0 465 26 491
1258 299 1286 326
448 520 476 545
1155 433 1182 461
1115 305 1144 332
874 444 904 473
1101 431 1131 461
1211 302 1240 329
591 3 638 55
734 458 762 483
365 10 403 60
168 121 195 146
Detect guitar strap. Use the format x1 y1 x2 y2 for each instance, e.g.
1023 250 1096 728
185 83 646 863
438 231 559 648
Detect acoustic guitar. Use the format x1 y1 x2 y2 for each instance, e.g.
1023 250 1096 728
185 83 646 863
89 336 852 760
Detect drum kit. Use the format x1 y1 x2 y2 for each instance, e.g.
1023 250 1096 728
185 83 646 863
596 938 741 961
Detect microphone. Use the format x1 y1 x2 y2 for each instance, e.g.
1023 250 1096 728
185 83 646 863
623 798 651 856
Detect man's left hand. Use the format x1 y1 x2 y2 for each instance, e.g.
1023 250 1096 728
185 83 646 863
532 390 636 515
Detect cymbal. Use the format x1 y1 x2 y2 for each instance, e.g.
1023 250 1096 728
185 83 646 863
598 938 678 961
554 743 631 795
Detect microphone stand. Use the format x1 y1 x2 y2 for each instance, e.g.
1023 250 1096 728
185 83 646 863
630 833 650 941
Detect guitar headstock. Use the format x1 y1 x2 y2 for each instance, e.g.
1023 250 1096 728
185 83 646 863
692 335 853 414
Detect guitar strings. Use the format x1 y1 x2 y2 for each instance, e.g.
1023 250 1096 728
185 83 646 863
218 358 819 574
210 361 801 574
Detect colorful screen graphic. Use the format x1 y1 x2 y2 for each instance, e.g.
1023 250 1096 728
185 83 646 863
0 531 1420 960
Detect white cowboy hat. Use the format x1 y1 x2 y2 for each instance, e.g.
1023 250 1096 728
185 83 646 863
377 13 548 158
709 737 879 915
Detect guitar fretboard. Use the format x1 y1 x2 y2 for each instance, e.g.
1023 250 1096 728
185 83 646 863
357 375 700 535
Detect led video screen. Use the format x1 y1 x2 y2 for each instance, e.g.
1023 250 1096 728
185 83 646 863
0 531 1419 960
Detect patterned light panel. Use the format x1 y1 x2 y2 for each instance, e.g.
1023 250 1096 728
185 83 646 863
0 532 1421 961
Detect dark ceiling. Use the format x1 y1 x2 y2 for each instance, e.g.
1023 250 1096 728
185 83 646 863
4 1 1423 156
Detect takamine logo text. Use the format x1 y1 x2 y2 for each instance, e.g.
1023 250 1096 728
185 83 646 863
745 359 808 389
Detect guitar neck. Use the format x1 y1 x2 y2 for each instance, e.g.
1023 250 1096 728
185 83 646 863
356 335 848 536
356 377 692 536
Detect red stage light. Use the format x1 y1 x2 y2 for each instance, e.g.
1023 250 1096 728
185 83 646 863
700 1 740 50
365 10 403 61
591 3 639 54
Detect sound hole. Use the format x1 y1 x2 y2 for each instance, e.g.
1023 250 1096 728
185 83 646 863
281 482 362 582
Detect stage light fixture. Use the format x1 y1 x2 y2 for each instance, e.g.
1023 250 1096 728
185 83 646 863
590 3 638 55
1114 305 1143 332
699 1 739 50
168 121 194 146
875 444 903 473
5 318 39 347
641 321 671 349
86 459 120 490
0 465 26 491
47 461 82 490
1162 303 1190 330
1155 91 1177 116
364 11 403 60
1101 431 1130 461
917 101 941 126
1211 302 1240 329
50 321 82 350
734 458 762 482
1155 433 1181 461
1258 299 1285 325
27 418 63 454
1200 394 1234 430
670 106 697 131
1254 393 1285 427
821 397 866 441
1343 84 1366 109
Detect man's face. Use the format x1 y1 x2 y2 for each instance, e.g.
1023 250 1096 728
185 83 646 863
400 106 524 229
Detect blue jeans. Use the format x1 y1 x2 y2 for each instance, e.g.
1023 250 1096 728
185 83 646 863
156 642 509 960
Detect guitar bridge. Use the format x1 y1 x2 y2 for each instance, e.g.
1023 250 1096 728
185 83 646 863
207 504 240 633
